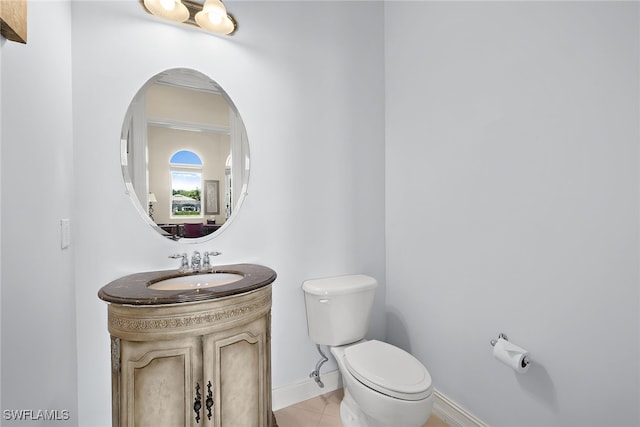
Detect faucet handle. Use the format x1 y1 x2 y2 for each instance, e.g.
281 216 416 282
169 253 189 271
202 251 221 269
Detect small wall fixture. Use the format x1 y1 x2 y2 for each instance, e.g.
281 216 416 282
142 0 237 35
148 193 158 221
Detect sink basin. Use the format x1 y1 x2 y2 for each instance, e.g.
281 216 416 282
148 273 244 291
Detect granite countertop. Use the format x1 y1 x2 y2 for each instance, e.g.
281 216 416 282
98 263 277 305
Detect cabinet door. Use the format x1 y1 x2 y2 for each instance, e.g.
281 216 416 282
119 336 203 427
202 315 269 427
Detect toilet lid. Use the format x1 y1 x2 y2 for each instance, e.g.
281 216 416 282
344 340 432 401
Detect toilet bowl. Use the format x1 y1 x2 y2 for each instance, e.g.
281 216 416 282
303 275 433 427
332 341 433 427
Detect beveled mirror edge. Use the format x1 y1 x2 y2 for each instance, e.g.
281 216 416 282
120 68 250 243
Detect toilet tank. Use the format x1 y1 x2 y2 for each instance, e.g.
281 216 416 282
302 274 378 346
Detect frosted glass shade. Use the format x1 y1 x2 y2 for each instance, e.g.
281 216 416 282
195 0 236 34
143 0 190 23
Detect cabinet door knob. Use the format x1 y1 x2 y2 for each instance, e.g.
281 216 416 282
206 380 214 420
194 383 202 423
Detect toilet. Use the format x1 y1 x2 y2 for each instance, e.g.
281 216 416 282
303 274 433 427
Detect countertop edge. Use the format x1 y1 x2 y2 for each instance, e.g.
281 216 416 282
98 263 277 305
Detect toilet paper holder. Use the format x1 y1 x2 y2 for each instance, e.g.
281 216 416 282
490 333 531 368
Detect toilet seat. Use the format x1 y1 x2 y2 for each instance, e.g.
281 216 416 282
344 340 432 401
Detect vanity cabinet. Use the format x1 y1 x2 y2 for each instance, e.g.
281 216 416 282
107 284 274 427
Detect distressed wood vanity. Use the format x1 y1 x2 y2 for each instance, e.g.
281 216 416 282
98 263 278 427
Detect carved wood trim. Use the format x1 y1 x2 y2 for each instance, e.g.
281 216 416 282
111 337 121 374
109 292 271 337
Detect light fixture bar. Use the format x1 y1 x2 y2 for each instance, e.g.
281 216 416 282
140 0 237 35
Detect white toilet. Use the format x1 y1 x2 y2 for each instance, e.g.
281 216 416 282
303 274 433 427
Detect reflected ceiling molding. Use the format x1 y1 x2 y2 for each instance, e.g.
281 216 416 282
155 69 223 94
141 0 237 36
147 118 231 135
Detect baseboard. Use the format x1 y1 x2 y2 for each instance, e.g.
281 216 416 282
272 370 342 411
433 389 488 427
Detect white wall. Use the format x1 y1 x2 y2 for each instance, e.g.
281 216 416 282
385 2 639 426
71 1 385 425
1 1 77 425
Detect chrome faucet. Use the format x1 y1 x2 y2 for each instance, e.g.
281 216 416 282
169 253 189 271
191 251 202 271
169 251 221 272
203 251 222 270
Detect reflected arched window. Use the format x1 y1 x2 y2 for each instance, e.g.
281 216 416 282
170 150 203 218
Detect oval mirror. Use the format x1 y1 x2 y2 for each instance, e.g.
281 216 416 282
121 68 249 241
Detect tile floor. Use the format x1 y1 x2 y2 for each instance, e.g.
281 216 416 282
274 389 449 427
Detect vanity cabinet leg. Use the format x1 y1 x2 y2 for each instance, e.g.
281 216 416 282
110 336 120 427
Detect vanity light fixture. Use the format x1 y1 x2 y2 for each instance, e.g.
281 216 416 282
141 0 237 35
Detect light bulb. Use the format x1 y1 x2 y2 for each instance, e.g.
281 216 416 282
143 0 189 22
208 11 224 25
159 0 175 11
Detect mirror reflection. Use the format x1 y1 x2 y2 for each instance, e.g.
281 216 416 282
121 68 249 241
